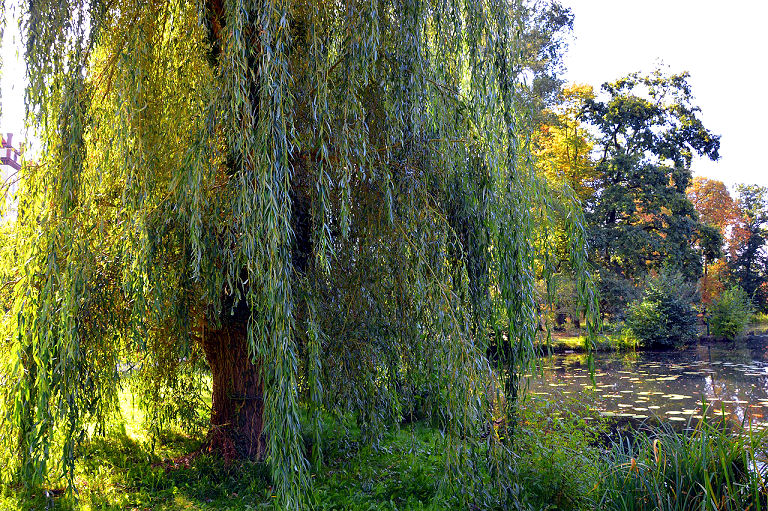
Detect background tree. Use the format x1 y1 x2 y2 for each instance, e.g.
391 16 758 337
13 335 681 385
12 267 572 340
514 0 575 118
731 185 768 310
686 177 740 304
0 0 596 507
532 84 599 329
579 70 720 313
534 84 598 202
687 177 740 234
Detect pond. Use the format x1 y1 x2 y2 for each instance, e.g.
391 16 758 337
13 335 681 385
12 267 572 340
528 333 768 428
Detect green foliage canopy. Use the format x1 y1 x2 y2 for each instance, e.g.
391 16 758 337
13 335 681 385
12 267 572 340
581 71 720 287
731 185 768 310
709 286 754 340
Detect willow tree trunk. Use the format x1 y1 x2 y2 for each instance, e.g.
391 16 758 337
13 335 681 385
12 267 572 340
199 0 314 462
201 319 266 461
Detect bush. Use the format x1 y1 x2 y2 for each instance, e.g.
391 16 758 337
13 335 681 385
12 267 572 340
512 392 607 510
709 286 754 340
598 271 642 322
626 273 698 349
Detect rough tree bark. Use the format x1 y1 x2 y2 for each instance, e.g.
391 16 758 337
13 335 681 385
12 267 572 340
201 308 266 460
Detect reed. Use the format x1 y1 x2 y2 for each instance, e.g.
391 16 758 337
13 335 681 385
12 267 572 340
600 407 768 510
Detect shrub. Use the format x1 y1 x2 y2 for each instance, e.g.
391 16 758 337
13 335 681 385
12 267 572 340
626 273 698 349
512 392 607 510
709 286 754 340
598 271 642 322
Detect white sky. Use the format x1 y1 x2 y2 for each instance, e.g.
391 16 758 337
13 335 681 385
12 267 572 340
2 2 767 188
560 0 768 188
2 3 27 148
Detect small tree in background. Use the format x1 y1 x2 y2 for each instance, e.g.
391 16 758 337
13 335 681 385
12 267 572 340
627 272 698 349
709 286 754 340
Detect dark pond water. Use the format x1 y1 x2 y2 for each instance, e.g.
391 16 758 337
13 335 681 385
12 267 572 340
528 332 768 428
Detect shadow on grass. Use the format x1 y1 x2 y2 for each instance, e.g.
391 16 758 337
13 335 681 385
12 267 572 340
2 422 448 510
2 431 272 511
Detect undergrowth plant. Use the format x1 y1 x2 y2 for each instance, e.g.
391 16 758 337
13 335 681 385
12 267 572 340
511 391 607 510
627 272 698 349
600 411 768 511
710 286 754 340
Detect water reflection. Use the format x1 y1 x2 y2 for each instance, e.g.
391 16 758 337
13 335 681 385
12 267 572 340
529 336 768 427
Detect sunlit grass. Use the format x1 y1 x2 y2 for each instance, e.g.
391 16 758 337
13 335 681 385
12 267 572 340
547 331 638 353
2 385 766 510
0 394 451 510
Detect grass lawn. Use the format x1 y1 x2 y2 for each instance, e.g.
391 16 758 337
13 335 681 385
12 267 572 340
0 421 451 510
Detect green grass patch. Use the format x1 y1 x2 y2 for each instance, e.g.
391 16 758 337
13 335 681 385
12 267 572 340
547 330 638 353
0 421 450 510
3 389 765 510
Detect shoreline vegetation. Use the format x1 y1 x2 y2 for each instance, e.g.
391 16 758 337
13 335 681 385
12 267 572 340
544 319 768 354
2 391 765 510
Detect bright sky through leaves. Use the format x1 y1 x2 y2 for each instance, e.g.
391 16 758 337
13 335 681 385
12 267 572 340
561 0 768 188
1 6 23 136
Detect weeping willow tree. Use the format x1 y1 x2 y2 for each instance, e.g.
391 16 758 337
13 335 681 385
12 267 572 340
0 0 597 507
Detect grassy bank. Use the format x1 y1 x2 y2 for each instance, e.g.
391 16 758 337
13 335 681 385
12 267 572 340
0 396 601 510
546 316 768 355
2 392 765 510
0 423 450 511
546 330 638 353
